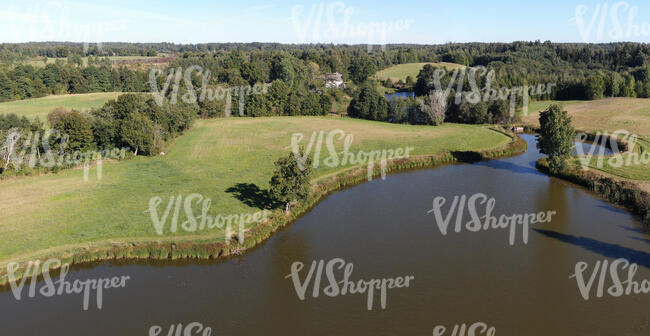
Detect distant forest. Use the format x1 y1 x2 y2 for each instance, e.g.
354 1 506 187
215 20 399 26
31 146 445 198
1 41 650 103
2 41 650 176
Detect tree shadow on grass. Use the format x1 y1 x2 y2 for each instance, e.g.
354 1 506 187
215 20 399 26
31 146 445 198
226 183 279 209
533 229 650 269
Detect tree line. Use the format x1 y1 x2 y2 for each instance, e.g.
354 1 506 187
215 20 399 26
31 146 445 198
0 93 195 176
4 41 650 104
0 62 149 102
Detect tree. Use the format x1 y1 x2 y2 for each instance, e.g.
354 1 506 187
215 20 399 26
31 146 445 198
414 64 437 96
348 54 376 85
347 82 388 121
621 74 636 97
240 62 267 86
488 99 511 124
417 90 447 125
68 55 83 67
52 110 94 152
245 94 273 117
0 72 14 102
537 104 575 174
605 72 623 97
47 107 69 127
198 91 226 118
119 112 154 156
268 80 290 109
457 100 491 124
269 148 313 214
585 74 605 100
1 128 21 171
270 54 297 84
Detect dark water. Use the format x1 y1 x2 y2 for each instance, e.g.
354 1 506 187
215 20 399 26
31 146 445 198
1 135 649 336
575 139 616 156
385 92 415 101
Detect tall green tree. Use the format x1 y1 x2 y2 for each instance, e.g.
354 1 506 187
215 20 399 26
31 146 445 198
585 74 605 100
417 90 447 125
348 54 377 85
269 148 313 214
537 104 575 174
52 110 94 152
348 82 388 121
119 112 155 156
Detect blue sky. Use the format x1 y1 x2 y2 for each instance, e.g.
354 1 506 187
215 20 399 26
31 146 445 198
1 0 649 44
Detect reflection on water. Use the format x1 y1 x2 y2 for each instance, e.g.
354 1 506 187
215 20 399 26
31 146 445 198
574 139 616 156
385 92 415 101
1 135 649 336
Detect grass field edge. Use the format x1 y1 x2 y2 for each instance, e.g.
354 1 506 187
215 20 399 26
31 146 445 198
0 126 526 286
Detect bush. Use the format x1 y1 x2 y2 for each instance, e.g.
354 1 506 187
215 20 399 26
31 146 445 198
52 110 94 152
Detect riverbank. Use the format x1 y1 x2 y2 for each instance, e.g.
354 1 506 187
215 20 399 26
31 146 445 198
0 122 524 286
522 98 650 226
535 130 650 226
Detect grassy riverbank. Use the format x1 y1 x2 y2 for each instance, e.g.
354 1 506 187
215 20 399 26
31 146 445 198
524 98 650 223
523 98 650 180
0 117 519 284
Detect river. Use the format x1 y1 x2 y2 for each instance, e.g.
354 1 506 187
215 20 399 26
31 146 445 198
1 134 648 335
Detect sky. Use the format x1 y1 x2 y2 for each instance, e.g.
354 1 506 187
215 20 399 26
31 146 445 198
1 0 649 44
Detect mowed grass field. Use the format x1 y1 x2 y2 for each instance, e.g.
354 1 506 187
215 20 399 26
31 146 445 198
0 92 124 121
375 62 466 82
523 98 650 138
0 117 510 264
522 98 650 181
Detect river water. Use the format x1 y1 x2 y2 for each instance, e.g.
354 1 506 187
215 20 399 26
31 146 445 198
1 134 649 335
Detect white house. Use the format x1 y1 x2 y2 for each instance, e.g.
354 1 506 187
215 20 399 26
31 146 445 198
324 72 345 88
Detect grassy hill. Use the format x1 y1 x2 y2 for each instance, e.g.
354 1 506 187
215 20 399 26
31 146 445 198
0 92 125 121
375 62 466 82
0 117 511 266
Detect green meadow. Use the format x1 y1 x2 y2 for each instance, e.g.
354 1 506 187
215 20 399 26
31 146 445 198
0 117 510 264
375 62 466 82
0 92 125 121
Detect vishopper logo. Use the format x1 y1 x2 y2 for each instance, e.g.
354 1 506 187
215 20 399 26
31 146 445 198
570 258 650 300
288 129 414 181
572 2 650 43
427 193 557 246
0 129 127 181
291 1 414 52
149 66 271 116
149 322 213 336
430 66 556 117
3 1 126 52
433 322 496 336
285 258 415 311
144 193 273 245
6 258 130 311
575 130 649 170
